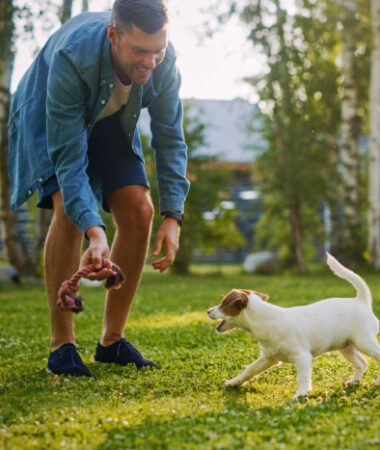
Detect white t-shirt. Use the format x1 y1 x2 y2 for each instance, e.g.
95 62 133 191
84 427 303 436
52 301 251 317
96 73 133 122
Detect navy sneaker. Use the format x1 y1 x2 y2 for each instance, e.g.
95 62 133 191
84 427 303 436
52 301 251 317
47 343 93 378
95 338 161 370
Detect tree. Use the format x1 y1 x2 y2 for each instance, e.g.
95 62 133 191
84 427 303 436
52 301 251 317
335 0 365 265
209 0 371 271
237 0 340 272
143 101 245 275
82 0 89 12
0 0 75 277
0 1 36 274
368 0 380 269
60 0 72 23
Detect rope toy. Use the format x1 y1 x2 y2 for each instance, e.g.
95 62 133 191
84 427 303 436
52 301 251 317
57 258 126 313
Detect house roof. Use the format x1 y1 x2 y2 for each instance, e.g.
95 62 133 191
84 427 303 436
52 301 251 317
138 98 266 163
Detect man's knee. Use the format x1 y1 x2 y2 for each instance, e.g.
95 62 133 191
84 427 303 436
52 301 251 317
109 186 154 232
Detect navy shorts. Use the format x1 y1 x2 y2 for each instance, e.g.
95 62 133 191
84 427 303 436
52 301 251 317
37 112 150 212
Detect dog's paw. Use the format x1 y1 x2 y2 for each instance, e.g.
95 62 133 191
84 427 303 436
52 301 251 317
345 379 360 388
292 392 308 401
225 378 242 387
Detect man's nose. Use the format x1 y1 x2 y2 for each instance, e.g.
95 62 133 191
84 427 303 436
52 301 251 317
142 53 157 70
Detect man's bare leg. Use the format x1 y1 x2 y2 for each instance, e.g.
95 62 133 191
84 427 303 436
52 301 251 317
44 191 83 351
99 185 153 346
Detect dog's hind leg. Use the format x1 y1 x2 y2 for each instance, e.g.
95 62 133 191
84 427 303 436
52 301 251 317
225 354 278 387
353 339 380 385
339 345 367 384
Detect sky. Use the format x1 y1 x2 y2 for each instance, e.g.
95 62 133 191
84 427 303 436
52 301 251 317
11 0 264 101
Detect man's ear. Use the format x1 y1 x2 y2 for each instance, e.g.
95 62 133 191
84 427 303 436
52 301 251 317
107 23 118 46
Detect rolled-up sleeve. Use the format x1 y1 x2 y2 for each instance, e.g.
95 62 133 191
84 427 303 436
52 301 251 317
46 50 104 234
148 61 190 213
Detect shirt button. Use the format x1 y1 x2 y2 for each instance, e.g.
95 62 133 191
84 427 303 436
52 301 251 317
39 178 43 182
28 190 32 195
100 99 106 105
133 114 137 118
109 83 114 88
87 123 91 128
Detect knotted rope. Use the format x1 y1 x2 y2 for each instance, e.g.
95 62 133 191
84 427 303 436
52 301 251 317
57 258 125 313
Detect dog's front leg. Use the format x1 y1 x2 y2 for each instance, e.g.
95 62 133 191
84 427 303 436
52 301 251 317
292 352 313 400
225 354 278 387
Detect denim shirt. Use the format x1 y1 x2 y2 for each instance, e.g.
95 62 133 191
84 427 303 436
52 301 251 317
8 12 190 235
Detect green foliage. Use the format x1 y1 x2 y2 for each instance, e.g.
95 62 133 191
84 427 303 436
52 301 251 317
143 101 245 274
215 0 371 271
1 268 380 448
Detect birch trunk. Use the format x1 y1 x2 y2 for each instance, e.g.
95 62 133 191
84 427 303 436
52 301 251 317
339 0 363 265
368 0 380 270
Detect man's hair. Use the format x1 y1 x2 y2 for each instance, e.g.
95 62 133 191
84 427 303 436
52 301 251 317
111 0 168 34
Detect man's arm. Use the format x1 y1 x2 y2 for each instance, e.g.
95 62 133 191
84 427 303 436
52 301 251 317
46 51 109 266
46 50 105 236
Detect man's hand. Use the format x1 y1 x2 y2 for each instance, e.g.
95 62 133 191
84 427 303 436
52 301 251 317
152 219 180 272
80 226 109 278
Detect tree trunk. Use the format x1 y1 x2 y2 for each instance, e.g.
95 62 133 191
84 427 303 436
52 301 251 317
61 0 73 24
171 230 192 275
0 0 34 274
274 0 307 274
339 0 363 266
82 0 89 12
368 0 380 270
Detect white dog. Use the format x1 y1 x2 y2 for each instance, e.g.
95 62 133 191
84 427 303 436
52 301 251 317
208 253 380 399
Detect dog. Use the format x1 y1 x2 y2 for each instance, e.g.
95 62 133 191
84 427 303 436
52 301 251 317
208 253 380 399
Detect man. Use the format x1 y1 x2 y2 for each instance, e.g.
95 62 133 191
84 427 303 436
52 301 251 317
8 0 189 377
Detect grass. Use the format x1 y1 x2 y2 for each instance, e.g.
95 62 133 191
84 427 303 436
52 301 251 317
0 264 380 449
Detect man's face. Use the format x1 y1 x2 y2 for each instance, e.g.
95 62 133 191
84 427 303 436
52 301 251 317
107 23 168 85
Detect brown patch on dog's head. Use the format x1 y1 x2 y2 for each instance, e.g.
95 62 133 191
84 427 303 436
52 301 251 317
220 289 249 317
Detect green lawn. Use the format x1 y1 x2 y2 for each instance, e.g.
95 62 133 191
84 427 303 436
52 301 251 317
0 265 379 449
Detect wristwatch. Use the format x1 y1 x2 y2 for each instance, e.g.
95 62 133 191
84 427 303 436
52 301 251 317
162 210 184 226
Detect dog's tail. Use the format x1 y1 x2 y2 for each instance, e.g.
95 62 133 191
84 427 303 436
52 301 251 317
326 252 372 307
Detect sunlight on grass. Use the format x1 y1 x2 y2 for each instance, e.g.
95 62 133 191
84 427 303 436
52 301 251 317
131 311 208 329
1 269 380 449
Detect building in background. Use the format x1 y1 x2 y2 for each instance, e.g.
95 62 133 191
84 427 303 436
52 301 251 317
139 98 266 263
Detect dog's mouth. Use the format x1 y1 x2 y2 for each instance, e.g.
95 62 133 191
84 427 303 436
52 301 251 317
216 320 225 332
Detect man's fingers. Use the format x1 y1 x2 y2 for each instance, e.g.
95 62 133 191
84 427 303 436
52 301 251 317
92 253 102 269
152 233 164 256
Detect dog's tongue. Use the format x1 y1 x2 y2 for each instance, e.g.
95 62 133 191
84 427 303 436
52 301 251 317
216 320 225 331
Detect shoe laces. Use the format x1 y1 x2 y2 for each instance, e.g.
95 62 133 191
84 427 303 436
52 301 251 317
58 345 86 364
111 334 142 360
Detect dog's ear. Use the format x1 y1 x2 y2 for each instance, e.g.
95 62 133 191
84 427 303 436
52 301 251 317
253 290 269 302
220 289 249 316
241 289 269 301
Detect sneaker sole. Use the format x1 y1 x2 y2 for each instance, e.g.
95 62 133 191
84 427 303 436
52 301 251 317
46 367 94 378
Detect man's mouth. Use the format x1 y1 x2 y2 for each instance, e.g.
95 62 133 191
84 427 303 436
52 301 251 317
216 320 225 332
135 66 151 75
